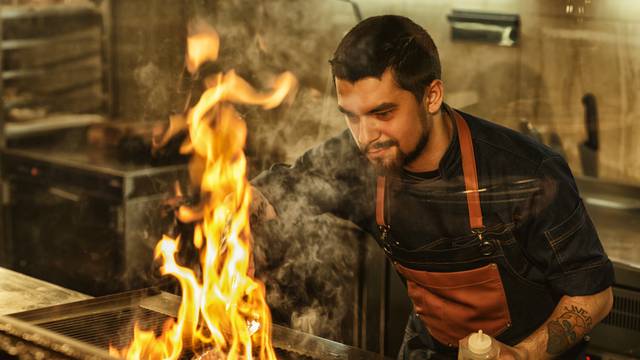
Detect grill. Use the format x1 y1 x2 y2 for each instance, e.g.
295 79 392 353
587 262 640 357
602 289 640 332
3 288 386 360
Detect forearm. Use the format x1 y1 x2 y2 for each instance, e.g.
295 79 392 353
514 287 613 359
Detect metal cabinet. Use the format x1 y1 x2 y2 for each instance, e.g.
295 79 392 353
2 140 187 296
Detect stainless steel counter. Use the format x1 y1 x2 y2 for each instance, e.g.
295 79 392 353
1 136 189 296
2 145 185 179
0 267 90 315
577 176 640 271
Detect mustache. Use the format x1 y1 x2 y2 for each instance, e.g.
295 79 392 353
363 140 398 154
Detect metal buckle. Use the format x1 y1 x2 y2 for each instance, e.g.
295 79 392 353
479 240 495 256
378 225 393 256
473 227 495 256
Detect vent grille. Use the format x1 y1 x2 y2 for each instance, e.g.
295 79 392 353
601 290 640 332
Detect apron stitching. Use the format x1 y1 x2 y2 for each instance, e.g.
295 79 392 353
407 278 503 290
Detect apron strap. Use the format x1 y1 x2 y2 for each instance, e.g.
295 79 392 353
374 107 484 230
452 109 484 230
376 176 387 227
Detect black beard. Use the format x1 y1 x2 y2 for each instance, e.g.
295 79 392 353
373 109 430 174
402 130 428 166
369 130 427 176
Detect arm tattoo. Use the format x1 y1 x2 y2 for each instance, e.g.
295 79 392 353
546 305 593 355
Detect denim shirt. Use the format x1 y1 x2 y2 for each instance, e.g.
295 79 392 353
252 108 614 298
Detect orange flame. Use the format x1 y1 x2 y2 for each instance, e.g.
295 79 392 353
110 24 297 360
186 21 220 74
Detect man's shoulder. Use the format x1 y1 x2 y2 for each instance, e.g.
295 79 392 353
459 110 561 172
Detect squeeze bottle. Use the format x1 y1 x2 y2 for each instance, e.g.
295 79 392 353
458 330 500 360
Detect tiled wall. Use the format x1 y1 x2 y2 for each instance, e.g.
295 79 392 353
352 0 640 182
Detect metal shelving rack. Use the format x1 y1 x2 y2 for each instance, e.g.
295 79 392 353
0 2 113 145
0 2 113 267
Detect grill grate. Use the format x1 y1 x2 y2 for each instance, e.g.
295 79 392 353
34 307 311 359
8 291 378 359
38 308 170 350
601 291 640 332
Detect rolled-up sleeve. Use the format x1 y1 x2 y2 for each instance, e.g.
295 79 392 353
522 156 614 296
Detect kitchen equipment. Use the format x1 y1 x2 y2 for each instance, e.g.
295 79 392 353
0 266 90 316
5 288 389 359
0 2 113 144
1 124 188 296
447 10 520 47
579 93 598 177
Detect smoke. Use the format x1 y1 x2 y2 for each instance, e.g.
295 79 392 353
176 0 363 342
132 61 178 120
252 214 362 343
199 0 355 166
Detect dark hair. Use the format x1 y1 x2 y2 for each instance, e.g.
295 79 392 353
329 15 441 103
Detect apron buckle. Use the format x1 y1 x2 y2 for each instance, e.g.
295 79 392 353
378 225 393 256
473 227 495 256
479 240 495 256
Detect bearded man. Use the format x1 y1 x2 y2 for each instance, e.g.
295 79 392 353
252 15 613 360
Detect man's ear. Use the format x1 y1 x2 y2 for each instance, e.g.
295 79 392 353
423 79 444 114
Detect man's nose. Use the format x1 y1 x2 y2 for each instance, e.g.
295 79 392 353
357 116 380 147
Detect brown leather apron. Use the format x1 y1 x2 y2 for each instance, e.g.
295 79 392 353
376 108 512 347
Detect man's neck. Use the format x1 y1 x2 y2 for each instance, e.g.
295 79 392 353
404 110 453 173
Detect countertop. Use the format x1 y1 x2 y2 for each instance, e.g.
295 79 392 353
3 121 188 179
578 176 640 271
0 267 90 315
2 145 186 179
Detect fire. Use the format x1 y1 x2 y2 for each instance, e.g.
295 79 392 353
110 23 296 360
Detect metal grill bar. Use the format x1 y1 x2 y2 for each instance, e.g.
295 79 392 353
8 289 389 359
39 308 170 350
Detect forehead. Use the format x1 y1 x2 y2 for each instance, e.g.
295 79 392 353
336 69 410 113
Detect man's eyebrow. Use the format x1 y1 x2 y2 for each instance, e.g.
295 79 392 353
338 103 397 116
337 105 353 115
367 103 397 114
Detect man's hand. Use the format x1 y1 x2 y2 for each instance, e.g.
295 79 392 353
250 186 277 223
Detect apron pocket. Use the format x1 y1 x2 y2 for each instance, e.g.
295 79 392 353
396 262 512 347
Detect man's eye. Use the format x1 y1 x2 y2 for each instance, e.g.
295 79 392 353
346 114 358 123
375 111 392 119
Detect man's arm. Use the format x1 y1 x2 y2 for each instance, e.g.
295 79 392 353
501 286 613 359
496 155 615 359
250 129 369 223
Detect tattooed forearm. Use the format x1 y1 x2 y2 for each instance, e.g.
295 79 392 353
546 305 593 355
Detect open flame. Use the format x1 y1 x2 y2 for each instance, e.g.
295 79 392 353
110 23 296 360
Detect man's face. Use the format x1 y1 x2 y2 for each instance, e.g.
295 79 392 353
336 68 430 173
